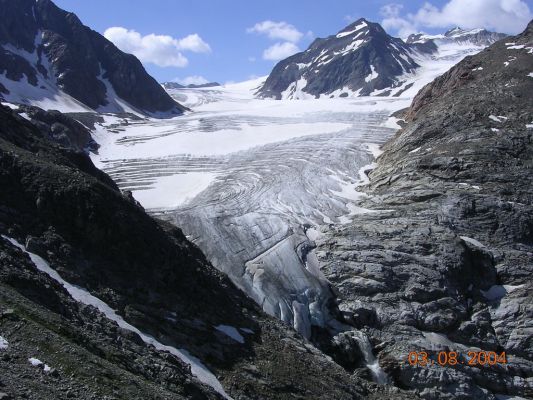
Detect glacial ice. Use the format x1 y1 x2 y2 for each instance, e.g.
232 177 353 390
90 83 406 337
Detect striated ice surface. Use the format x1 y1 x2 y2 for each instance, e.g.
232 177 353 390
91 82 406 337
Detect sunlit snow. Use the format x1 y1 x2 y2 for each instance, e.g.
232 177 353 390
460 236 486 248
28 357 51 372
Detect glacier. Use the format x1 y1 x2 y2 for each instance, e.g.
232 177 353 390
87 38 496 337
90 79 408 337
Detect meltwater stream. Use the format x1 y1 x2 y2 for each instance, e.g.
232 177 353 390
91 83 407 339
352 331 391 385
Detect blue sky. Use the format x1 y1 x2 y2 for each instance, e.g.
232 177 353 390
53 0 533 84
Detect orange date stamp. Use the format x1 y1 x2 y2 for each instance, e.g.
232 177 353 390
407 351 507 367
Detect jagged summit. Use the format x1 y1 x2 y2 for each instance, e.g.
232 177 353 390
256 18 419 99
445 26 468 35
0 0 186 116
335 18 371 36
257 18 507 100
406 26 506 46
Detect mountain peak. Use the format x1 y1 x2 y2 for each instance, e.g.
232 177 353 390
445 26 463 34
335 18 370 37
257 20 508 100
444 26 486 37
257 18 418 99
0 0 186 116
333 18 390 42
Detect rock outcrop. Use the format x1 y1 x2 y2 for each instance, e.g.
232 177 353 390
316 21 533 399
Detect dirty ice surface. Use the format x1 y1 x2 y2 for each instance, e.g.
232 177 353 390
90 77 408 337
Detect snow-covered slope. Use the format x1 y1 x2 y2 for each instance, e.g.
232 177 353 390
257 20 506 100
257 18 421 99
406 27 507 47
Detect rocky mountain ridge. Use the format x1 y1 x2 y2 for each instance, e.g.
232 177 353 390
315 20 533 399
257 19 506 99
0 0 186 116
162 82 221 90
406 27 507 47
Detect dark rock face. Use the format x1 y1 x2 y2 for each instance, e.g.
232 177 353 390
0 243 222 400
0 104 414 399
15 104 98 152
257 18 420 99
0 0 186 116
316 22 533 399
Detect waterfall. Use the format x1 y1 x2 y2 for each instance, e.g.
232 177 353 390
352 331 390 385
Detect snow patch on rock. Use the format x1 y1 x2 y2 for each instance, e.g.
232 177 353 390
28 357 51 372
481 285 524 301
364 65 379 82
215 325 245 343
0 335 8 350
2 236 231 399
460 236 486 249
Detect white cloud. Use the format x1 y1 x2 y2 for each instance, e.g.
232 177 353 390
104 27 211 68
381 0 532 37
263 42 300 60
173 75 210 85
381 3 418 37
247 20 303 43
176 33 212 53
247 20 307 62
